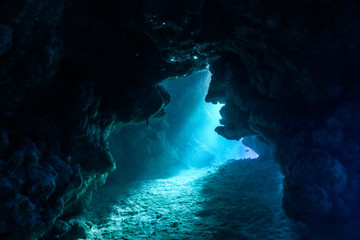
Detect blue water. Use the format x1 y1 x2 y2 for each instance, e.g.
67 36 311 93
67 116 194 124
160 69 257 166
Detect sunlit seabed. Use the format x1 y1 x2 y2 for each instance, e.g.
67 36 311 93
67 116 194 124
83 159 303 240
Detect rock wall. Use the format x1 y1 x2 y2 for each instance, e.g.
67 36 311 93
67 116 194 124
203 2 360 235
0 1 174 239
0 0 359 239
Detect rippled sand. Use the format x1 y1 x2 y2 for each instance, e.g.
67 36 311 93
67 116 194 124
82 159 304 240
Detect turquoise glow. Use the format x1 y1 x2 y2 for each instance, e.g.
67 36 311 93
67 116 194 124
108 69 258 183
161 70 258 165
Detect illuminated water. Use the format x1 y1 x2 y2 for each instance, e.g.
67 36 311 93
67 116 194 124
107 70 257 183
160 70 258 164
78 70 303 239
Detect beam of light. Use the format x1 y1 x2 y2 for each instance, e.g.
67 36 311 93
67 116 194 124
108 68 259 184
161 69 258 167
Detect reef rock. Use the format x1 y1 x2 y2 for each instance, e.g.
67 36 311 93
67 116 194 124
0 0 360 239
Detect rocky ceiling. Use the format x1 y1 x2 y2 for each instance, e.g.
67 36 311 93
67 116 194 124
0 0 359 239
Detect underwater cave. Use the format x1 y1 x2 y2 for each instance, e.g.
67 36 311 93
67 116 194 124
1 0 360 240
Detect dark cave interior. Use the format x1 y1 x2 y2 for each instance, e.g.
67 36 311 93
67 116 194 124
0 0 360 239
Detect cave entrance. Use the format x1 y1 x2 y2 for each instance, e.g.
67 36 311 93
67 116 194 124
80 69 301 240
107 69 257 182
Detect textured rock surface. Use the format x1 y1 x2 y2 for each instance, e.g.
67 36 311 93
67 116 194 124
203 3 360 236
0 0 359 239
0 1 172 239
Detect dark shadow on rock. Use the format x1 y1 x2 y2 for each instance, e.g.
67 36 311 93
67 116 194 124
197 158 306 240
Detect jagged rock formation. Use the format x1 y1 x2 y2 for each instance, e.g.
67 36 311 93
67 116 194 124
0 0 359 239
0 1 172 239
203 2 360 237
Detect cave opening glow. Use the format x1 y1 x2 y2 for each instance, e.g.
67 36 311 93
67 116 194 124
107 69 258 182
80 70 301 240
159 69 258 166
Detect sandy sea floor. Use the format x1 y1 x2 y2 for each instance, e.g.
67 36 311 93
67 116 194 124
81 158 304 240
